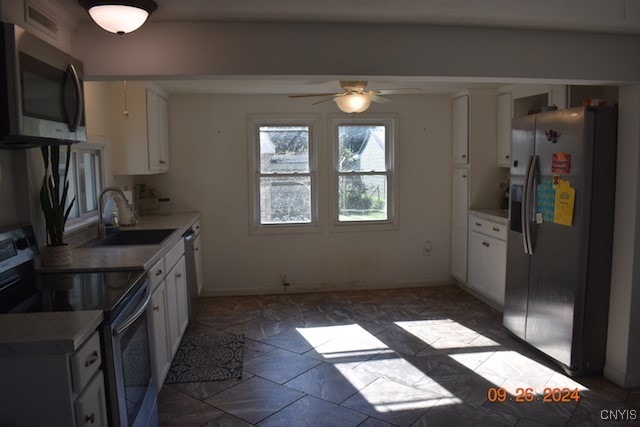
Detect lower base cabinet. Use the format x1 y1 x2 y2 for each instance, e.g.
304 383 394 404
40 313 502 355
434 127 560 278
148 239 189 390
0 331 107 427
467 214 507 305
150 281 171 389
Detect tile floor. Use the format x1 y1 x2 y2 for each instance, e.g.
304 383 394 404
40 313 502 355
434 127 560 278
158 286 640 426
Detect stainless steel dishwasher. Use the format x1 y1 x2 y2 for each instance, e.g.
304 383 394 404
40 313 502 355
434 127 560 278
182 227 198 321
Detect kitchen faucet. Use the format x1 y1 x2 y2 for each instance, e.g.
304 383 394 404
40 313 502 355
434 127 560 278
97 187 138 238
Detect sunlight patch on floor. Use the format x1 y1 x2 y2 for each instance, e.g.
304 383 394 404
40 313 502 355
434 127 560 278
395 319 498 349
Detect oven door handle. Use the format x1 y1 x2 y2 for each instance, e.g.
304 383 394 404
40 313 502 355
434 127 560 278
113 285 151 336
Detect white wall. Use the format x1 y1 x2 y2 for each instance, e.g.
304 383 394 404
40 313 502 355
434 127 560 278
605 84 640 387
74 22 640 83
139 94 453 294
0 151 30 229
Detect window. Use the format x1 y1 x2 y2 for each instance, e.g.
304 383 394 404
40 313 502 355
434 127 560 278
331 116 397 228
59 144 103 225
248 115 319 233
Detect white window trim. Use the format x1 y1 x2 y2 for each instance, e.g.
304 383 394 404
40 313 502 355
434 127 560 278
329 114 399 232
247 114 321 235
63 142 104 233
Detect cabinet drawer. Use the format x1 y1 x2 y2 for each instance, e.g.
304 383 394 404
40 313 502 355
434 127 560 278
71 332 102 393
469 216 507 241
164 238 185 271
148 257 165 290
75 371 108 427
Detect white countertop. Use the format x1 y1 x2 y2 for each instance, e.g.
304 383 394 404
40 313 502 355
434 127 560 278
469 209 509 225
1 212 200 355
36 212 200 272
0 311 103 356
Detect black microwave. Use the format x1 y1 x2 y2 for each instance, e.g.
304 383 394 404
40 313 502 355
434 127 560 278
0 22 86 148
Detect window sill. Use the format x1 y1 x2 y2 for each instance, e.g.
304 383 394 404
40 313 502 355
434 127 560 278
249 223 321 235
329 220 399 232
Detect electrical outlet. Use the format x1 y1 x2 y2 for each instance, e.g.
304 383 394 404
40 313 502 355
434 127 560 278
280 274 290 287
422 241 431 256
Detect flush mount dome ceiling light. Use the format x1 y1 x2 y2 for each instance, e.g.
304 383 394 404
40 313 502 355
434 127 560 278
80 0 158 35
334 93 372 113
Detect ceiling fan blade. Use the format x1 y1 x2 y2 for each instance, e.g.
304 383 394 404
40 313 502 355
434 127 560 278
375 88 423 95
371 95 391 103
311 97 336 105
289 93 340 98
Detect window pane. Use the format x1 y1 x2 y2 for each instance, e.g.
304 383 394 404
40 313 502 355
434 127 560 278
61 152 79 220
77 152 98 214
260 176 311 224
338 175 387 221
338 125 386 172
259 126 309 173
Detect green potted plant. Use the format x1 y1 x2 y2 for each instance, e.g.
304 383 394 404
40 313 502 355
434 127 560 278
39 144 76 266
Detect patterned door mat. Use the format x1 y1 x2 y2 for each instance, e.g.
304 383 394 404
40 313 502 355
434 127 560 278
164 334 244 384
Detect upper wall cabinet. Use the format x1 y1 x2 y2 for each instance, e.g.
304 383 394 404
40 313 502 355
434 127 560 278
109 82 170 175
452 95 469 164
496 92 512 167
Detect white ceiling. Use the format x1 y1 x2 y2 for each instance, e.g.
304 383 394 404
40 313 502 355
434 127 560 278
56 0 639 95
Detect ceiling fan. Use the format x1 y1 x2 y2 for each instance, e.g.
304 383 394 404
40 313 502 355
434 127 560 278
288 81 420 113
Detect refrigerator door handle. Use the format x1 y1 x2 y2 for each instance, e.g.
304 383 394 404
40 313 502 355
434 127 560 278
523 155 538 255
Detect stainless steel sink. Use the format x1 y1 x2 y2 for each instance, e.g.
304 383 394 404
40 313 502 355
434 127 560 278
88 229 176 247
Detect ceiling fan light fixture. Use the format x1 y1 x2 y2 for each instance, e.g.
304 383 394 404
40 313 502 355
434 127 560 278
334 93 372 113
80 0 158 35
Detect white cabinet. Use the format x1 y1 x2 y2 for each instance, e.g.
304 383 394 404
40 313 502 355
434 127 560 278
451 168 469 282
452 95 469 164
147 238 188 390
193 233 203 295
0 330 107 426
147 89 170 172
150 280 171 390
497 92 512 167
110 81 170 175
166 256 188 355
84 82 112 143
75 371 108 427
467 213 507 305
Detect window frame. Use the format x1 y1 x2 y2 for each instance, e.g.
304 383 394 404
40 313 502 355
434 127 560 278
329 114 399 231
247 114 320 234
60 142 104 231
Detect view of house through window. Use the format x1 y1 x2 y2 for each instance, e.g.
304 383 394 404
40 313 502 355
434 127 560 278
258 125 312 224
335 123 393 223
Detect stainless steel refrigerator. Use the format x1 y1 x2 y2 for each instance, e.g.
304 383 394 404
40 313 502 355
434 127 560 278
503 106 617 375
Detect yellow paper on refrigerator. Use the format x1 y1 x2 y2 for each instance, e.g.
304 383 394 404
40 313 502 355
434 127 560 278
553 179 576 226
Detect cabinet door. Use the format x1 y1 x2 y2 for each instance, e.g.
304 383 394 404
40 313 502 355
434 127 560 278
147 90 161 172
174 256 189 336
467 231 487 293
194 234 203 295
149 282 170 390
487 236 507 304
157 95 170 172
452 95 469 164
75 371 108 427
497 93 512 167
165 266 181 357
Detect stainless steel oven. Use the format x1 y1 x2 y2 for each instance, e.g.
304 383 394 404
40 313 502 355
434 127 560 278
0 225 157 427
102 276 158 427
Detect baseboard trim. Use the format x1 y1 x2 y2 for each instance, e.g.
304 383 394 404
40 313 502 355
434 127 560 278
604 365 640 388
200 278 456 297
455 281 504 312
